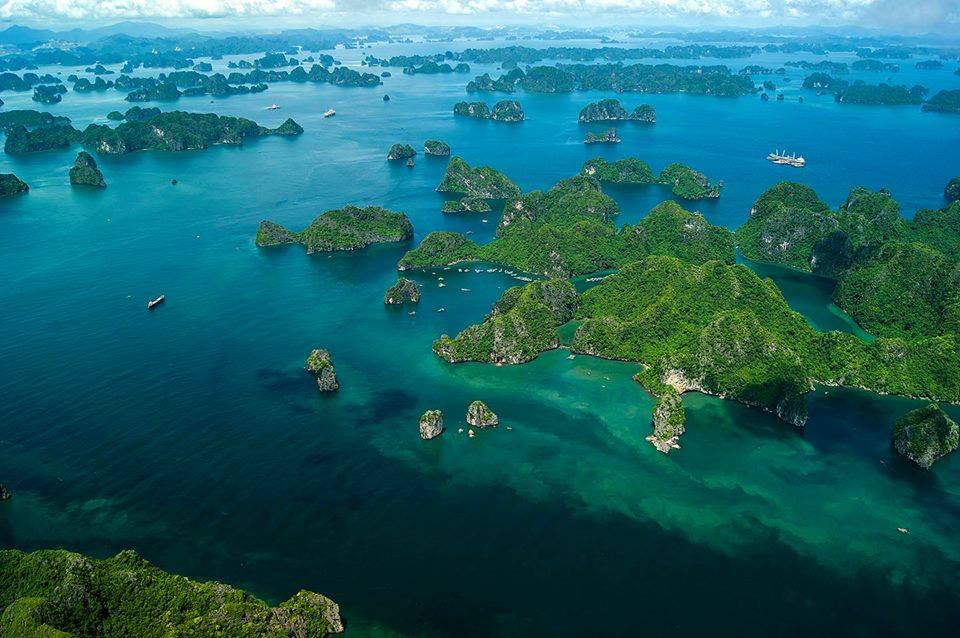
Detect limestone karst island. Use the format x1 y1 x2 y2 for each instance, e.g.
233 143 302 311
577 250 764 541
2 2 960 636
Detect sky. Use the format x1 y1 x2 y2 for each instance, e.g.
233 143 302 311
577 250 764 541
0 0 958 33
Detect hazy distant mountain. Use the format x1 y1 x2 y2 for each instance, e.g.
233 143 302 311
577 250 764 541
0 21 192 46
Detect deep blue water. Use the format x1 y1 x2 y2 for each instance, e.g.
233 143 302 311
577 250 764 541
1 39 960 636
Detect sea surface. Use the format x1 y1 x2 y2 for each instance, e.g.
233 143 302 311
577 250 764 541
1 38 960 636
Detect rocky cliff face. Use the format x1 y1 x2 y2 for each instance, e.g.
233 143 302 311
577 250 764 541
466 401 499 428
419 410 444 439
647 390 685 453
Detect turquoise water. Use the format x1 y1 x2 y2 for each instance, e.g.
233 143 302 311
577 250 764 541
2 41 960 636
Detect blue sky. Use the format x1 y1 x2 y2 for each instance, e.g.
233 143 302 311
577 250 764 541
0 0 958 33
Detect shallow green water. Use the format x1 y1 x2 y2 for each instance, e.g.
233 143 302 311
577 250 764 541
1 40 960 636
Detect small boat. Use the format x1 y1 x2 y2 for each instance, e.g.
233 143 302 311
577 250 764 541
481 219 488 223
147 295 165 310
438 282 446 288
897 527 909 534
408 311 416 316
323 108 336 118
465 230 474 235
437 307 445 313
266 103 280 110
460 288 470 292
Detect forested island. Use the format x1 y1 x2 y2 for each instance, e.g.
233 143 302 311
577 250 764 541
4 110 303 154
400 169 960 453
257 205 413 253
436 156 521 200
454 100 525 122
582 157 722 200
0 173 29 197
0 548 343 637
579 99 656 123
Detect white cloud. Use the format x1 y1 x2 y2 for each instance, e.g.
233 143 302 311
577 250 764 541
0 0 956 28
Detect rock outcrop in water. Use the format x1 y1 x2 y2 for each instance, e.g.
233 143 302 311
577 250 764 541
419 410 444 439
466 401 498 428
0 548 344 637
0 173 29 197
424 139 451 156
647 389 685 453
453 100 524 122
584 128 621 144
387 143 416 161
306 349 339 391
384 277 420 305
578 99 656 123
256 205 413 253
491 100 524 122
892 403 959 469
69 151 107 187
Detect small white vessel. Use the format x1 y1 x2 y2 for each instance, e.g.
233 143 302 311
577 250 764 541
766 149 806 168
266 103 280 110
323 108 336 118
147 295 165 310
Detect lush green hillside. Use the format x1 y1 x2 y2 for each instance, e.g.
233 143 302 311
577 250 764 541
400 177 734 277
0 548 342 637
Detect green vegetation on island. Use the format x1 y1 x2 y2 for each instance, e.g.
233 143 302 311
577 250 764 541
257 205 413 253
436 156 521 200
419 409 444 440
387 143 416 161
306 348 339 391
4 124 79 153
434 279 578 364
583 128 621 144
471 63 754 97
0 110 71 133
69 151 106 187
0 548 343 637
81 112 303 155
402 176 734 277
423 139 451 156
441 197 492 213
736 182 960 341
947 177 960 203
0 173 29 197
892 403 959 468
31 84 67 104
384 277 420 305
466 400 499 427
582 157 723 200
922 89 960 113
453 100 524 122
578 99 656 123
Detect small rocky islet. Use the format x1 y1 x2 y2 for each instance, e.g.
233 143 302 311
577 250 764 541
69 151 107 187
419 409 444 439
466 401 499 428
387 143 416 161
453 99 524 122
583 128 621 144
0 173 29 197
306 349 339 392
892 403 958 468
578 98 656 124
423 139 451 156
384 277 420 305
